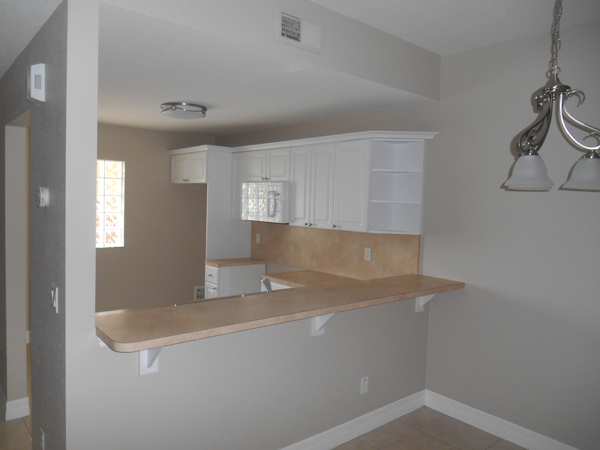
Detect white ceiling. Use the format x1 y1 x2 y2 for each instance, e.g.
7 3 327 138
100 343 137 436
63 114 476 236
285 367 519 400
2 0 600 137
310 0 600 56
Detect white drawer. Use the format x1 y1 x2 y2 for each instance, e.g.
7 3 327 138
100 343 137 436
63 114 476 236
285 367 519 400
205 265 219 283
204 281 219 298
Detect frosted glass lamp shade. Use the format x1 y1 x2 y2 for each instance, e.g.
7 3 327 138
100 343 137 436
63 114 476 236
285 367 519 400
561 156 600 191
505 154 554 190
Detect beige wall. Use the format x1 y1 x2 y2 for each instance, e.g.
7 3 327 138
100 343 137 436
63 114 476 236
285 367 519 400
4 125 29 407
96 124 212 311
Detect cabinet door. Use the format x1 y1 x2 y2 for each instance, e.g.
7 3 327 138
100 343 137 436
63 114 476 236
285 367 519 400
171 154 188 183
231 153 245 219
333 141 370 232
243 151 267 181
266 148 291 181
187 152 207 182
311 144 336 229
171 152 207 183
204 281 219 298
289 146 312 227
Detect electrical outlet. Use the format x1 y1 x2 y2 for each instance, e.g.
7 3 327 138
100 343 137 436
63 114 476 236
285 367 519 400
256 233 261 244
364 248 372 261
40 428 45 449
360 376 369 395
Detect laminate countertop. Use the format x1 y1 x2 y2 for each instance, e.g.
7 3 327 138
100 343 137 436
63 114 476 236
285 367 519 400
205 258 266 267
262 270 356 288
96 274 464 353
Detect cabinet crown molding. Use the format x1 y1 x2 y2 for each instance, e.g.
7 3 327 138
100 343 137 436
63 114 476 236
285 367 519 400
232 131 438 153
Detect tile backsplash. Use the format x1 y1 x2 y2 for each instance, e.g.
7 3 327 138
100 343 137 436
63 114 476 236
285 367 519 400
251 222 420 280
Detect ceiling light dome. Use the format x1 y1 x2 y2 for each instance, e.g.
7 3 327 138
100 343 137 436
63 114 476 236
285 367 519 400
160 102 207 120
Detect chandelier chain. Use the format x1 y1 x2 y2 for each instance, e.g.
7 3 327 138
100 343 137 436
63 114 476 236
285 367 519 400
549 0 563 77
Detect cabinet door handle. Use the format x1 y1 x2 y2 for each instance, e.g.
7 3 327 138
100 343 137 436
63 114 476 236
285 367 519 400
183 178 189 182
208 274 213 278
332 224 337 228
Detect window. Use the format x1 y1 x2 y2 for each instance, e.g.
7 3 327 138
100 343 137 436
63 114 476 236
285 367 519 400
96 160 125 248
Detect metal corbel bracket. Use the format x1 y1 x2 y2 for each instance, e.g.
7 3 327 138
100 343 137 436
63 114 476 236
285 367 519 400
311 313 335 336
415 294 436 312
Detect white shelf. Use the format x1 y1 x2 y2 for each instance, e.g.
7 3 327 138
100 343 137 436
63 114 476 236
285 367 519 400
369 201 422 234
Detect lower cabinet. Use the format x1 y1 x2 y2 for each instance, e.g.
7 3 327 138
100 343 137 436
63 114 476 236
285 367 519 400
204 263 266 297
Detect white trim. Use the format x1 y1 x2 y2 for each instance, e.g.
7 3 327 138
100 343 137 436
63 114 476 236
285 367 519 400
233 131 438 152
424 390 579 450
280 389 579 450
4 396 30 421
281 391 425 450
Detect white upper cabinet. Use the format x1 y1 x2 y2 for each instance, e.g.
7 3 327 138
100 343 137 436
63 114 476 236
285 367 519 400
289 146 313 227
171 151 207 183
290 141 369 232
243 148 290 181
230 152 245 220
232 131 436 234
333 140 370 232
310 144 337 229
169 145 252 259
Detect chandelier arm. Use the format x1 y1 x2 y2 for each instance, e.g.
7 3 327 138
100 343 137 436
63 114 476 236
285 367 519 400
517 97 553 155
556 94 600 152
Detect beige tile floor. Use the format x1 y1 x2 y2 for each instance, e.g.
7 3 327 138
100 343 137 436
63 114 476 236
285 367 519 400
0 415 32 450
335 407 527 450
0 407 527 450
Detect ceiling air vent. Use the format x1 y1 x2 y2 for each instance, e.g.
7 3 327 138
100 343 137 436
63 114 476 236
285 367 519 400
281 13 302 42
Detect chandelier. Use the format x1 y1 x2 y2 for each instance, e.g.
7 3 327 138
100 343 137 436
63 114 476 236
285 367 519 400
504 0 600 191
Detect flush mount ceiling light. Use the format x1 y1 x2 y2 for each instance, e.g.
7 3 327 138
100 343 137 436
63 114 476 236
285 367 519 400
505 0 600 191
160 102 207 120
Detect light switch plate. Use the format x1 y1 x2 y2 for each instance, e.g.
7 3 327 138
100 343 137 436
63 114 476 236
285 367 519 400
27 63 46 104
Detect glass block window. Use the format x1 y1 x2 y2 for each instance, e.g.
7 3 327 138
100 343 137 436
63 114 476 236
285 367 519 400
96 160 125 248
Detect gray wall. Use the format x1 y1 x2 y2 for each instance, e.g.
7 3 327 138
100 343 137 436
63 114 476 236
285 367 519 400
96 124 212 311
422 21 600 450
0 1 68 447
219 20 600 450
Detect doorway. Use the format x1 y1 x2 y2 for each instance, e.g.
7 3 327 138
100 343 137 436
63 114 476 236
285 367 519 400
3 111 31 421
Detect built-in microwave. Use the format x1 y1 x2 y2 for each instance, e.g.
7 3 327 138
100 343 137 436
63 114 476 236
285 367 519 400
241 181 291 223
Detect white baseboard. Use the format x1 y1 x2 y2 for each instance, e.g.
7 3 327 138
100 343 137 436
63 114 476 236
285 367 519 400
5 396 31 421
281 389 579 450
281 390 425 450
424 390 579 450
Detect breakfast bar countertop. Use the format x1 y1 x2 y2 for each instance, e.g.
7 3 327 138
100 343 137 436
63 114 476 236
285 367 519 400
96 274 465 353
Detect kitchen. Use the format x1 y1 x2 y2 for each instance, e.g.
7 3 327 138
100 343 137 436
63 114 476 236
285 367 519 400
96 131 464 354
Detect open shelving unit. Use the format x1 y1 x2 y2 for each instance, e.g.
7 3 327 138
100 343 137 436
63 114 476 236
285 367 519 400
369 140 425 234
